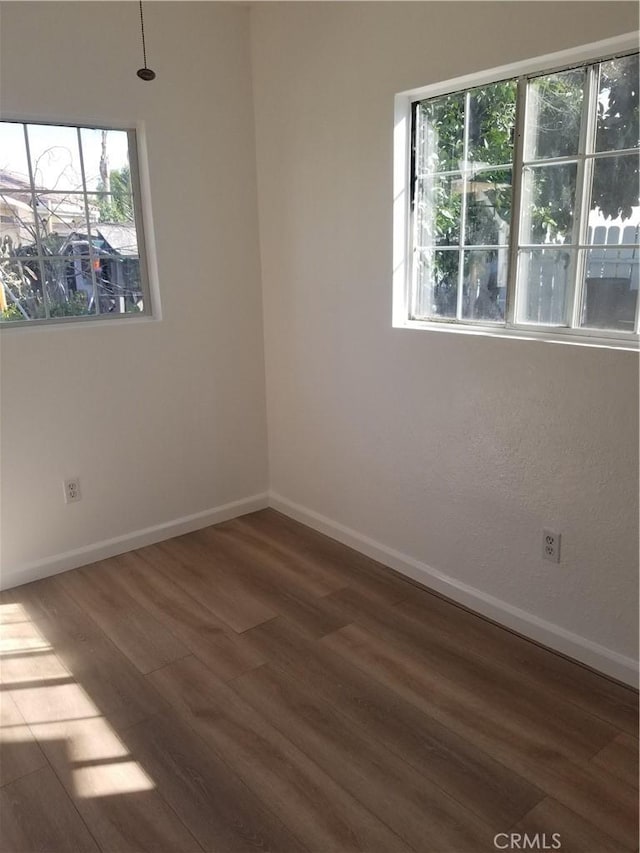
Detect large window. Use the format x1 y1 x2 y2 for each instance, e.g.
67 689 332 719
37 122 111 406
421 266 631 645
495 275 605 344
0 121 150 325
394 38 639 346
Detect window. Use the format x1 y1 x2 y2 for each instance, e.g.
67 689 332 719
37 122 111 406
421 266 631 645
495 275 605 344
393 36 639 346
0 121 150 325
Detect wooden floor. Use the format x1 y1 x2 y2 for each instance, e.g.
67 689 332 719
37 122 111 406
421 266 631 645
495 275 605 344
1 510 637 853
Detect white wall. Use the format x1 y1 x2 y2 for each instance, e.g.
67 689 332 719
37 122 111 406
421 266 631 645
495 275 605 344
250 3 639 680
0 2 269 586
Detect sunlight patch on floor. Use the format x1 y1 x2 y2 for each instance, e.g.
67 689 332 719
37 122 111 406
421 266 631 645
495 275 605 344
73 760 155 797
0 601 155 798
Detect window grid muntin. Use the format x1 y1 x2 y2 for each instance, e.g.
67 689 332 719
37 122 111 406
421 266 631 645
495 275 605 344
22 123 50 319
75 125 101 315
409 101 421 320
455 91 471 320
0 120 150 326
409 50 639 336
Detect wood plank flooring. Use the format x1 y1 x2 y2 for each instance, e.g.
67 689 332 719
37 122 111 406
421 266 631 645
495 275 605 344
1 509 638 853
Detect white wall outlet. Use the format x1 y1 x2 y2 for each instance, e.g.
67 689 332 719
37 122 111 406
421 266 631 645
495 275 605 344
64 477 81 504
542 529 561 563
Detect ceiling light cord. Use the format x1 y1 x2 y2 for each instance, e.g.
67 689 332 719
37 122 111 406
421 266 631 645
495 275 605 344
137 0 156 81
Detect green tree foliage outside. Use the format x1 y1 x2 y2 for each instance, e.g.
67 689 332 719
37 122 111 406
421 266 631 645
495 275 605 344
593 55 639 220
416 80 516 317
97 166 134 223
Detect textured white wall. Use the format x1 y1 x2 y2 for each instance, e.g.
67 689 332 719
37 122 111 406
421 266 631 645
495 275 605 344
0 2 268 584
251 3 639 665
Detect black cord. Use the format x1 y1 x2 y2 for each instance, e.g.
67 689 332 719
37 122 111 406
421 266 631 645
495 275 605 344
136 0 155 80
139 0 148 70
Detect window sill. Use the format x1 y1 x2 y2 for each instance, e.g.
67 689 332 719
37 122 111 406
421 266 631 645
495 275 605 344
0 312 159 333
393 318 639 351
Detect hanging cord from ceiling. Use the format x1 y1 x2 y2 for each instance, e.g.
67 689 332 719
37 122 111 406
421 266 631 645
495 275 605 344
137 0 156 81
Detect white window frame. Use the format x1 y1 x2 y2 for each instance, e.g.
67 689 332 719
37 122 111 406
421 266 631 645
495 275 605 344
392 32 640 350
0 118 156 329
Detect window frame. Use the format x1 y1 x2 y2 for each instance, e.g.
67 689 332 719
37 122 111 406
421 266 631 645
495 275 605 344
0 118 154 328
392 32 640 350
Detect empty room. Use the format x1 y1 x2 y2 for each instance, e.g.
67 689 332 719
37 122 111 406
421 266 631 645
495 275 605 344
0 2 638 852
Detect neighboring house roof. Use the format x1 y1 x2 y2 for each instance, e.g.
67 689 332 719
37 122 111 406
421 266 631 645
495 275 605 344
96 224 138 257
0 194 33 214
0 168 84 219
0 170 105 246
0 170 35 212
0 169 32 191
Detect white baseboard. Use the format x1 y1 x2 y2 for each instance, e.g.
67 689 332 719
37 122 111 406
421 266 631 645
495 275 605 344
0 492 269 591
269 491 639 688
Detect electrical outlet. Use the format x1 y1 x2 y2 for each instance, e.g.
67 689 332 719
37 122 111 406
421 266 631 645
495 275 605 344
542 529 561 563
64 478 81 504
